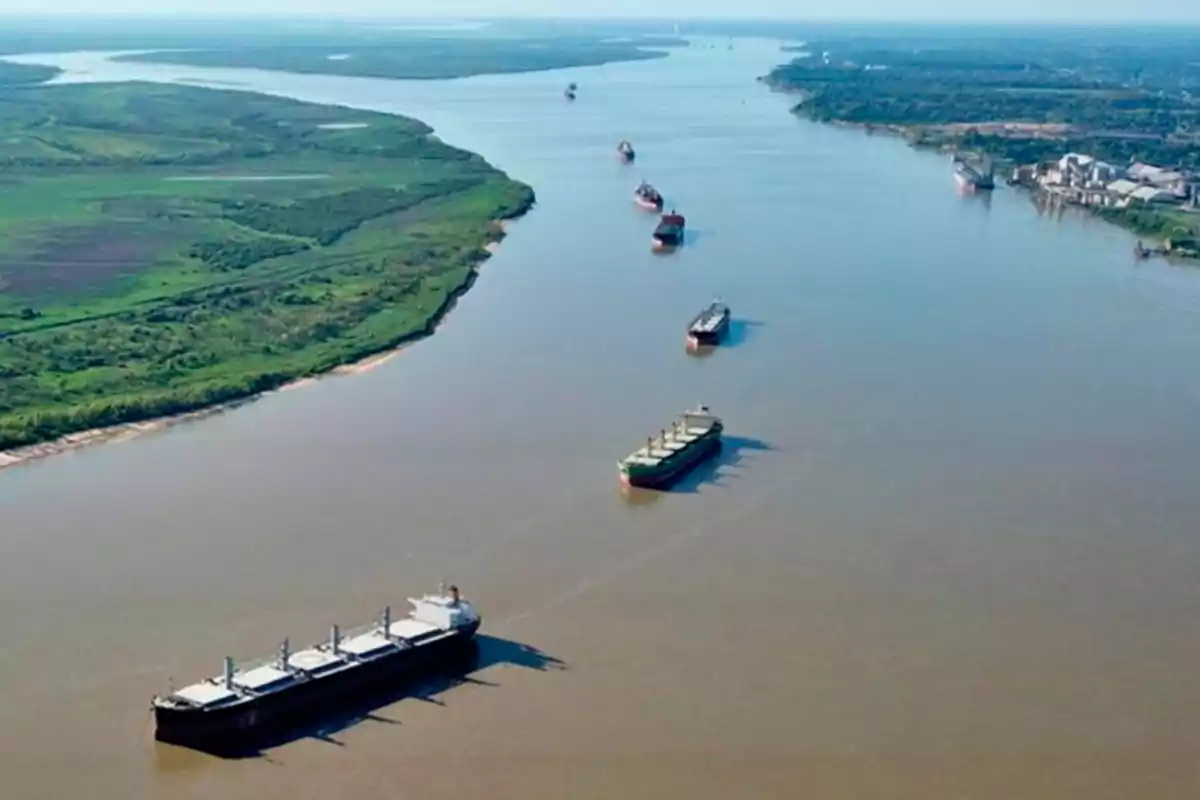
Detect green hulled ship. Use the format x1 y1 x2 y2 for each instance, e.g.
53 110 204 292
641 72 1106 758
618 406 723 489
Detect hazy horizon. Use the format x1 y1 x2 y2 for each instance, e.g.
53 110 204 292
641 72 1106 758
0 1 1197 24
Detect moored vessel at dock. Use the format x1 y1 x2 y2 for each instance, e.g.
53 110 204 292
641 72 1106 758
953 155 995 191
618 406 723 489
617 140 635 162
652 210 686 250
152 583 480 753
687 300 731 348
634 181 663 211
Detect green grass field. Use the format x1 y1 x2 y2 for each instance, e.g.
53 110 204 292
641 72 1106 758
0 81 534 449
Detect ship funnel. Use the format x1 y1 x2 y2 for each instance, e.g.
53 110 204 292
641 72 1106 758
223 656 234 690
449 584 461 606
382 605 392 638
330 624 340 653
279 638 290 670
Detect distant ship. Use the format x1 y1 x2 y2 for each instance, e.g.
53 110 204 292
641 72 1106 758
564 87 576 101
634 181 664 211
618 406 723 489
152 584 480 753
652 210 686 250
686 300 731 348
953 155 995 191
617 140 635 163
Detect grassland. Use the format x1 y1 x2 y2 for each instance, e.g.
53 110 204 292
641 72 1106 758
115 35 672 80
0 81 533 451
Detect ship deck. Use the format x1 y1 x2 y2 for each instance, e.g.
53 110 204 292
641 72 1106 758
160 607 460 712
621 423 718 468
690 305 729 334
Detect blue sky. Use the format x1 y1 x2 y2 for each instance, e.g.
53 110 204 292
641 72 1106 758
0 0 1197 21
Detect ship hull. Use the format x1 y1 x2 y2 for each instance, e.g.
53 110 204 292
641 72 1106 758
652 232 683 250
635 195 663 211
619 435 722 489
954 167 995 192
154 622 480 754
687 312 730 347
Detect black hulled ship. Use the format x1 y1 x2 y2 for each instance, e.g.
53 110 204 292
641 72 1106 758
652 210 686 250
152 584 480 753
687 300 731 348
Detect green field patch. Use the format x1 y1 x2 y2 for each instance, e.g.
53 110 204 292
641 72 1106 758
31 126 231 161
0 82 535 449
0 221 187 296
0 135 75 163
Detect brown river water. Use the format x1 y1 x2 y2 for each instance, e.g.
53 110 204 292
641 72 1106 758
3 39 1200 798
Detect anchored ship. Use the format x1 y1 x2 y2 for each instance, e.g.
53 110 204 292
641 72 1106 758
687 300 731 348
953 155 995 191
617 140 636 163
618 406 723 489
152 584 480 753
634 181 664 211
653 210 686 250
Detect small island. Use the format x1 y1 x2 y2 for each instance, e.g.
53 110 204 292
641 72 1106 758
115 35 677 80
764 30 1200 260
0 81 533 454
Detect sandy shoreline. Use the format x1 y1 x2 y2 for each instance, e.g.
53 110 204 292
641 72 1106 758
0 221 515 473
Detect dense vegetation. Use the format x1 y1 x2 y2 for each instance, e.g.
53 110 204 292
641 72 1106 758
116 36 671 80
0 82 533 450
0 61 59 86
766 33 1200 163
764 30 1200 256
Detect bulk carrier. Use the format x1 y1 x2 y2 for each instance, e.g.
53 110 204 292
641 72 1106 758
652 210 686 250
152 583 480 752
952 155 995 191
687 300 731 348
634 181 664 211
618 406 723 489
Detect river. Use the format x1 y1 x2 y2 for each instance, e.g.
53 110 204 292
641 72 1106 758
3 38 1200 799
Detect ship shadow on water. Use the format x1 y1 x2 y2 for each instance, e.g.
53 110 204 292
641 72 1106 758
686 321 765 358
619 435 773 506
955 185 994 211
156 636 564 761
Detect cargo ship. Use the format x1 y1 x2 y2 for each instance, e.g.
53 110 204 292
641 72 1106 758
686 300 731 348
652 210 686 250
152 583 480 753
617 140 635 163
634 181 664 211
953 155 995 191
618 406 723 489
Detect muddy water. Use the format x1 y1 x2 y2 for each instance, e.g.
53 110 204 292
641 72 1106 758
3 39 1200 798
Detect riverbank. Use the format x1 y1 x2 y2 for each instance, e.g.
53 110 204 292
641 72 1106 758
0 81 535 453
0 216 518 472
762 33 1200 264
